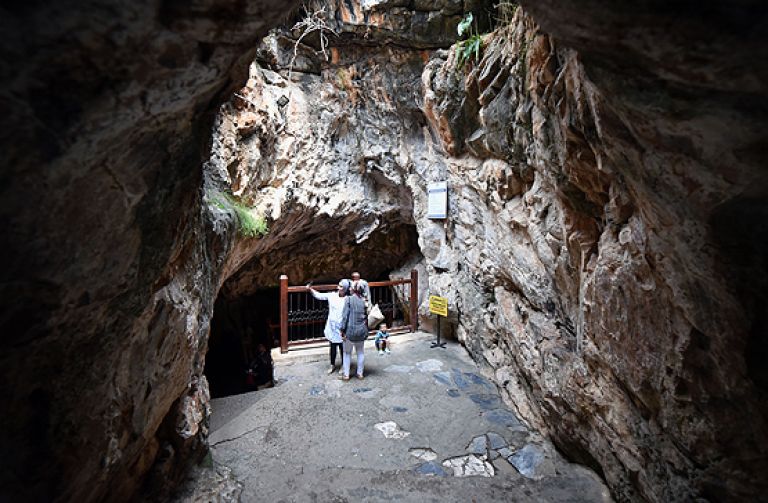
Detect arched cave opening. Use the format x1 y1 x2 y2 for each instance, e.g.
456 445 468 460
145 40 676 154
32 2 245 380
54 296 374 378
204 288 279 398
204 222 422 398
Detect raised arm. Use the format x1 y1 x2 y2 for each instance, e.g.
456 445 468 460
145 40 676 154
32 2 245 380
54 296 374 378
307 285 330 301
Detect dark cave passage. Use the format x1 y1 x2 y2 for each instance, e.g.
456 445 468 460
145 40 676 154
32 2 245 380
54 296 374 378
204 289 280 398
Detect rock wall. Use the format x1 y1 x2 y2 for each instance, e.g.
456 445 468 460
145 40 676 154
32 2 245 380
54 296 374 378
211 2 768 502
0 1 298 501
204 1 499 296
421 8 768 500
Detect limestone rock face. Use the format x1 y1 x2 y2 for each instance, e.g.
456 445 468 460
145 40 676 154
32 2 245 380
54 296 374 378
421 8 768 503
212 3 768 502
205 2 499 297
0 1 298 501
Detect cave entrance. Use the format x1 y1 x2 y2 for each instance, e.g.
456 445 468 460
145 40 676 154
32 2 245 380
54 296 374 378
204 288 280 399
204 222 423 398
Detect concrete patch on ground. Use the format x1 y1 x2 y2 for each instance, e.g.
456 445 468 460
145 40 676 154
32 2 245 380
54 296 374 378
442 454 495 477
211 334 613 501
409 447 438 462
384 365 414 373
374 421 411 439
416 359 443 372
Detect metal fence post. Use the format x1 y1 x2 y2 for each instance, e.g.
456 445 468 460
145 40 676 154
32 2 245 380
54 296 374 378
280 274 288 353
410 269 418 332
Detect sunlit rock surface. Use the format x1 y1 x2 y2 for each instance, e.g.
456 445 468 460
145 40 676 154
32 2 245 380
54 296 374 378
211 2 768 502
204 2 499 296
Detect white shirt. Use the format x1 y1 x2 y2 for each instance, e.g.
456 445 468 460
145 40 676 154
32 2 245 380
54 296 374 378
311 290 347 343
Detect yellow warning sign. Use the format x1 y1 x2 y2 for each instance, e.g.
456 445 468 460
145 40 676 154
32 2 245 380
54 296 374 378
429 295 448 317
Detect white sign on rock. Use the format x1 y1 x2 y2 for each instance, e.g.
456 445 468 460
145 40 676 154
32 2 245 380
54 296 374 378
427 181 448 219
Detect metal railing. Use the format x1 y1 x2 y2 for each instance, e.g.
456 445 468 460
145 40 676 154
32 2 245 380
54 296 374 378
279 270 418 353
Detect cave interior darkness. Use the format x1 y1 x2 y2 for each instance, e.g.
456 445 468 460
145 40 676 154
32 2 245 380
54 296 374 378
205 288 279 398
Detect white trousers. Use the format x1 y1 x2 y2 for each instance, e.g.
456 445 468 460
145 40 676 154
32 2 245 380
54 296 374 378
342 340 365 377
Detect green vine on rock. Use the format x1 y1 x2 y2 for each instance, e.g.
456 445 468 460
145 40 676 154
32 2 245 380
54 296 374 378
209 191 269 238
456 13 483 68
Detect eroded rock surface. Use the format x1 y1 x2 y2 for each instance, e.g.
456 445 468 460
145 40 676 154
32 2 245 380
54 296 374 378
0 1 298 501
208 2 768 502
419 6 768 501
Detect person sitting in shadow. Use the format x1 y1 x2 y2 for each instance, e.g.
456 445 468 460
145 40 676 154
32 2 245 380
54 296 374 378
246 343 274 390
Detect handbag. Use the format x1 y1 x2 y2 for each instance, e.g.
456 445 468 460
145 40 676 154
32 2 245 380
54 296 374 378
367 303 385 329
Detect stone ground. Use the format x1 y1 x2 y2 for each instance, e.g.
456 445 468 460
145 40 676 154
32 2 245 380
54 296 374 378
178 333 612 502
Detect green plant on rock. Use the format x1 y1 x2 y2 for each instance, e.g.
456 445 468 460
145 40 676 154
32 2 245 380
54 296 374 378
456 12 483 68
209 191 269 238
233 203 268 238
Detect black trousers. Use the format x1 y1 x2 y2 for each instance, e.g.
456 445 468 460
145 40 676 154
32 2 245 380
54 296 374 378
330 342 343 366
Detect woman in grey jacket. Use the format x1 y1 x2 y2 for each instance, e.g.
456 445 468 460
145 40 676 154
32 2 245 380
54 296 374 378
339 280 369 380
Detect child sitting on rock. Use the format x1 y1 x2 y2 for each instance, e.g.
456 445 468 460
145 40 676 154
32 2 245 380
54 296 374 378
375 323 391 355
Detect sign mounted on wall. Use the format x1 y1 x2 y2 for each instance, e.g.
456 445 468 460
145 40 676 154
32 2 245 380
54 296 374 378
427 181 448 219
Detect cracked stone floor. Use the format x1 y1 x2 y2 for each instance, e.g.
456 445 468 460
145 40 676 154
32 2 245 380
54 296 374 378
190 332 611 502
